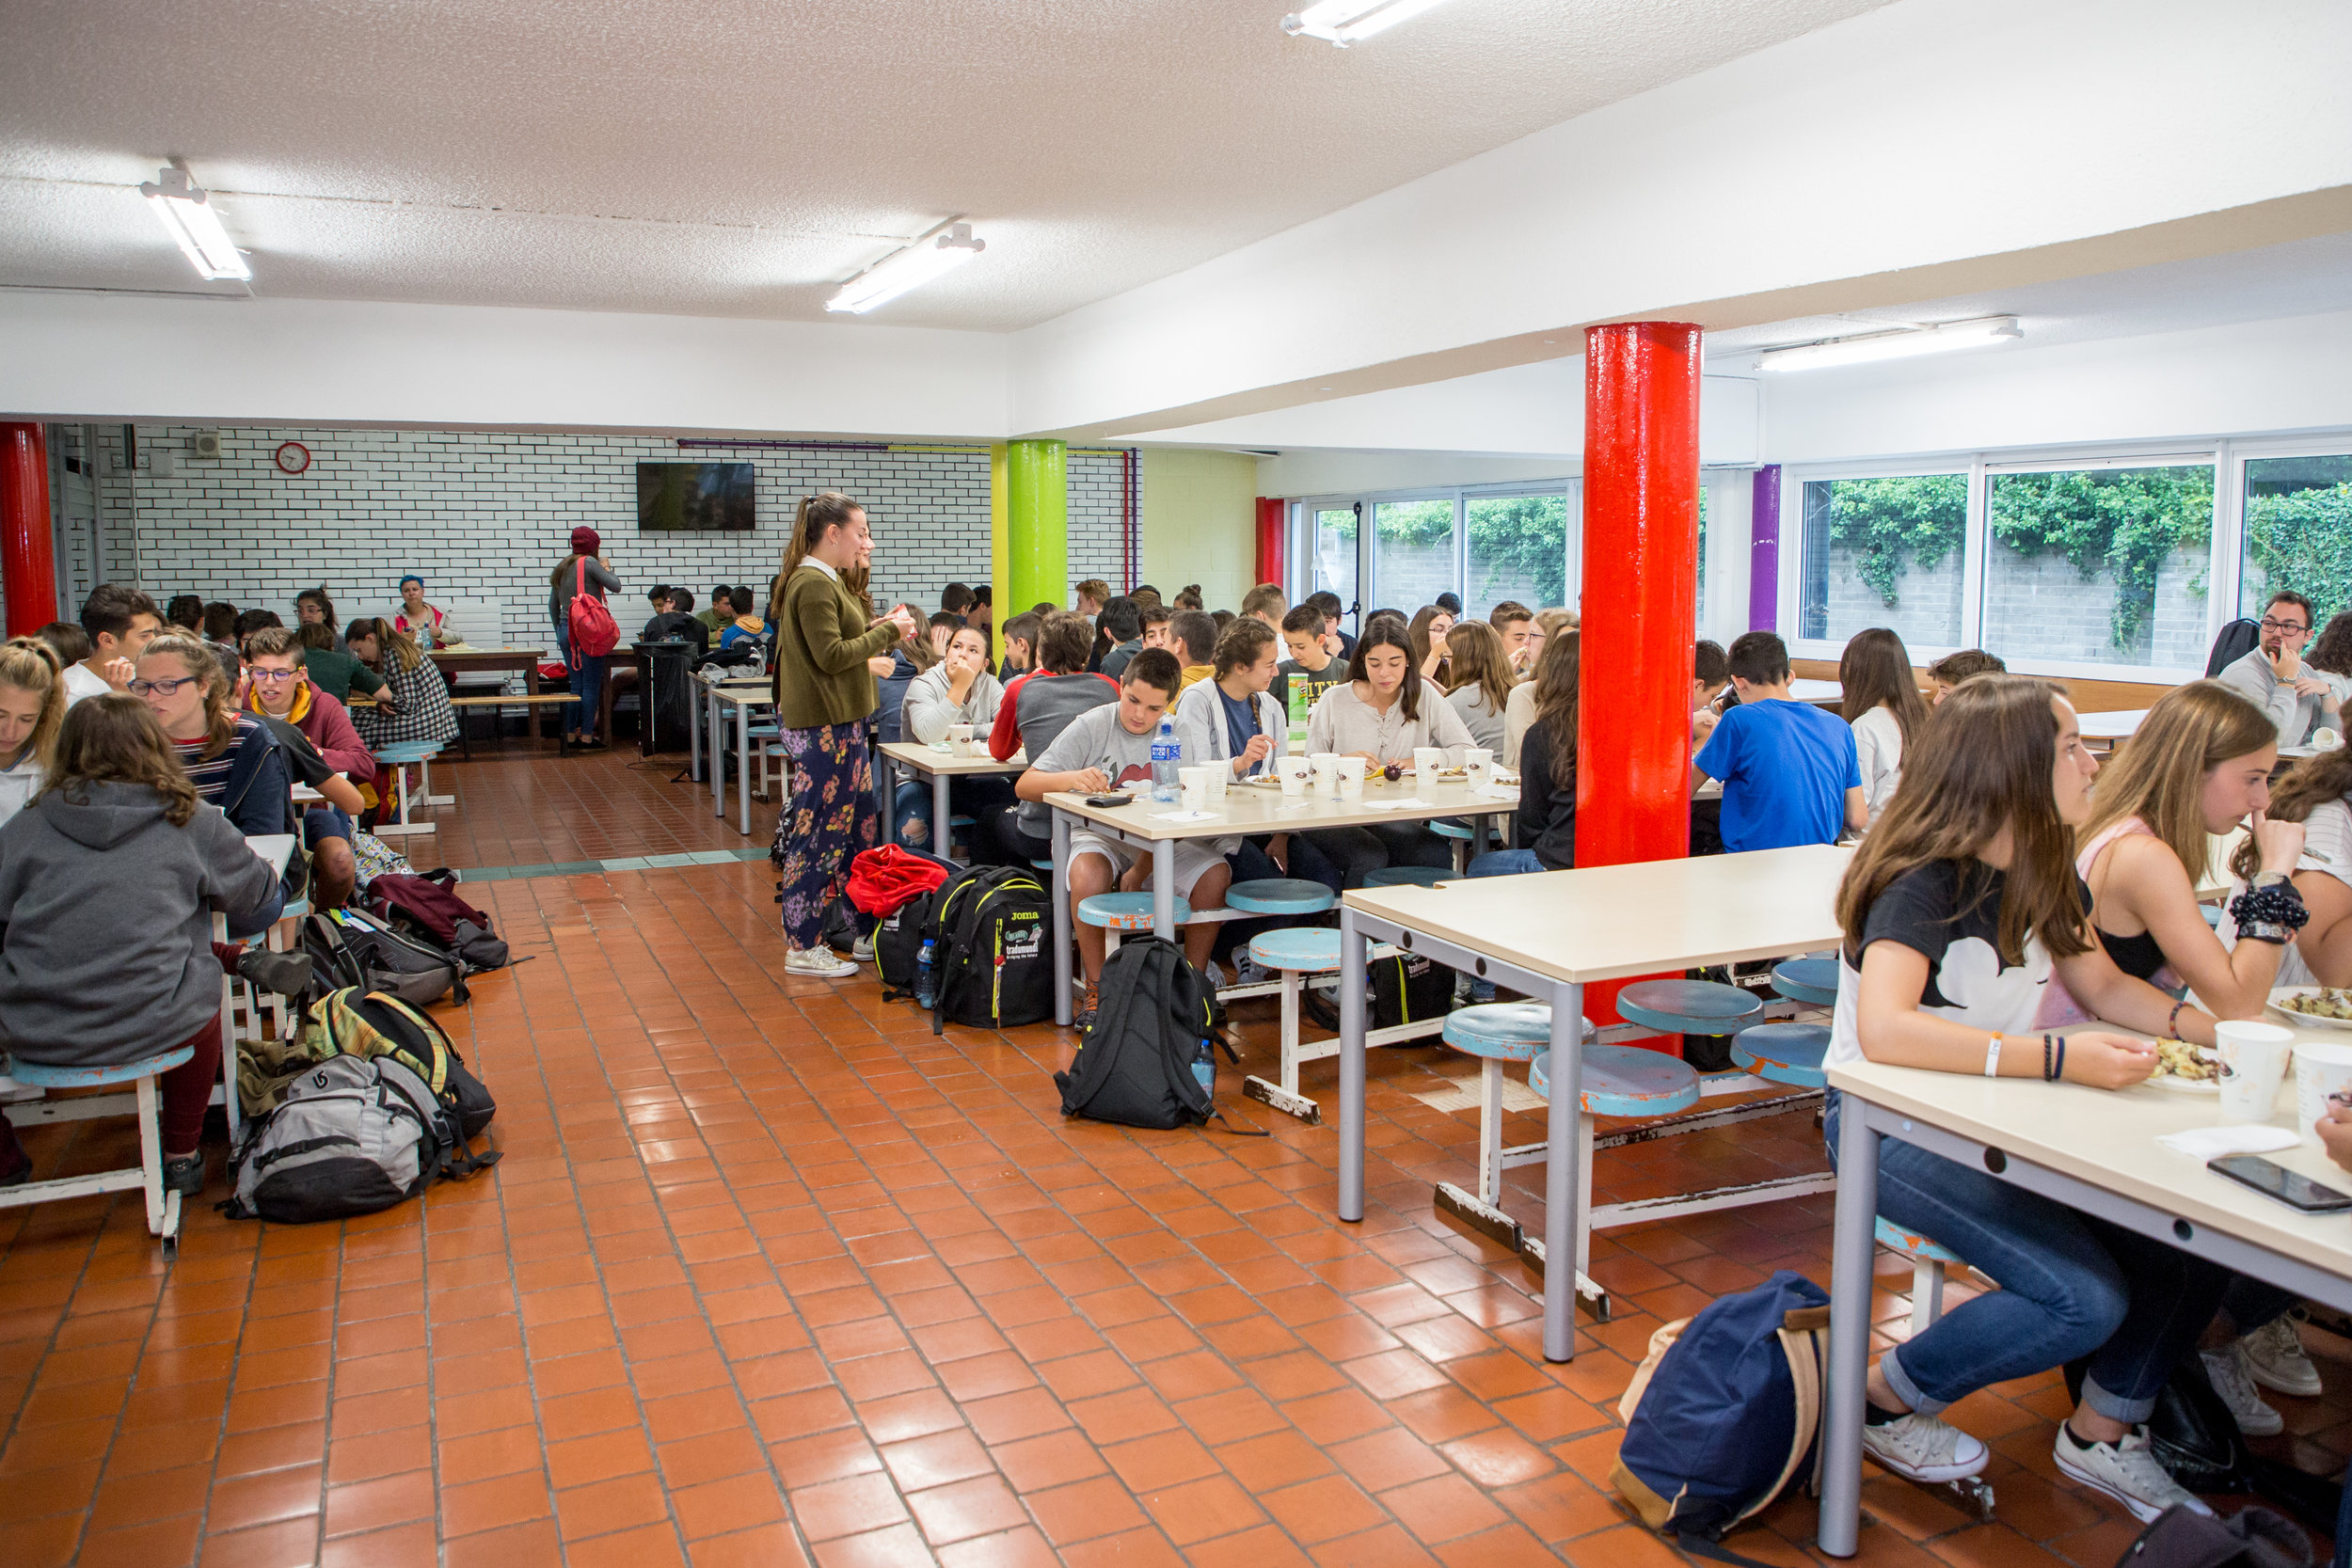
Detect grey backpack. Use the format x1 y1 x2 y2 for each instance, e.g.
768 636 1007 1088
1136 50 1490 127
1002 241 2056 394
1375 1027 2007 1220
221 1054 497 1224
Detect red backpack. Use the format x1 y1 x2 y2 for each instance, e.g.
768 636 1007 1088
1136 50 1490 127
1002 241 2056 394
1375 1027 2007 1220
567 558 620 662
368 871 510 972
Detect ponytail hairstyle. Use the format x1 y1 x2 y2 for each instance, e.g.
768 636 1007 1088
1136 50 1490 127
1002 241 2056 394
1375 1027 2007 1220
40 694 199 828
0 636 68 773
294 584 338 628
379 619 423 673
138 632 238 759
775 493 873 619
1173 584 1204 610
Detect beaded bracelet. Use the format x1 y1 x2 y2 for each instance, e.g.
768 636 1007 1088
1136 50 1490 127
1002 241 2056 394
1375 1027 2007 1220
2229 881 2309 942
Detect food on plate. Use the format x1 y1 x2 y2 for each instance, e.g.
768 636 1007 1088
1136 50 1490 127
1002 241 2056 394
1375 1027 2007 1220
2152 1038 2217 1082
2279 987 2352 1021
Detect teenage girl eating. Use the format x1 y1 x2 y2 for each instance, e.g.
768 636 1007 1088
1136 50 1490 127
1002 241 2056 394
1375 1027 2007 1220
1830 673 2227 1523
1300 617 1477 889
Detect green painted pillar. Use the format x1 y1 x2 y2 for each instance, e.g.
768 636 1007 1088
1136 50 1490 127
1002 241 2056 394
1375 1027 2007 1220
1002 438 1068 616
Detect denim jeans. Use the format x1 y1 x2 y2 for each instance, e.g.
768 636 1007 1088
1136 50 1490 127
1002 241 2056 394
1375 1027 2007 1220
1469 847 1545 878
555 624 606 738
1826 1093 2231 1423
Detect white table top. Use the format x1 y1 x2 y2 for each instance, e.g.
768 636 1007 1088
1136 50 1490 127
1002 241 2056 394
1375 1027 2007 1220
246 833 296 878
428 646 542 659
292 784 323 803
1341 842 1852 984
1790 678 1842 705
880 739 1027 776
2077 707 2149 740
1830 1037 2352 1283
709 685 772 706
1048 773 1518 843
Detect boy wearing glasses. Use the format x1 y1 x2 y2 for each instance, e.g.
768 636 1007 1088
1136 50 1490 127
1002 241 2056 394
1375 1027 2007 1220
2219 591 2343 745
241 627 373 909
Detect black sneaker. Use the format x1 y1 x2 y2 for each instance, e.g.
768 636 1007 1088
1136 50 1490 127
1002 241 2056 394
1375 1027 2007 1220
162 1154 205 1197
1074 984 1101 1033
238 948 313 1000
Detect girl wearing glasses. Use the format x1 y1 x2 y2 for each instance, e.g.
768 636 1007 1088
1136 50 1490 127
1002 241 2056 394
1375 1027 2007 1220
134 635 296 937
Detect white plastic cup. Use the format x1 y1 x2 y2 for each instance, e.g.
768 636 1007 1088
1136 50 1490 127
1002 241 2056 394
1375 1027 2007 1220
1311 752 1343 799
1413 746 1444 781
1279 756 1310 797
946 721 975 754
1465 747 1495 788
1179 765 1210 809
2216 1020 2296 1124
2296 1037 2352 1145
1206 763 1228 801
1337 768 1364 802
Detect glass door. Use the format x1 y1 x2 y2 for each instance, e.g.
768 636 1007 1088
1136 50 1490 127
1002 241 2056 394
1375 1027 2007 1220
1371 498 1455 613
1311 505 1359 611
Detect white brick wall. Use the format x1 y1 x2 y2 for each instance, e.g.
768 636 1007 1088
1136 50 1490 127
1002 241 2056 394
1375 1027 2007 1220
106 427 1130 645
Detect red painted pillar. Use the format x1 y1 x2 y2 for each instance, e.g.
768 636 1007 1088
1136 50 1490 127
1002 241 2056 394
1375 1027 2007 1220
1 423 58 638
1254 497 1286 586
1577 323 1702 1030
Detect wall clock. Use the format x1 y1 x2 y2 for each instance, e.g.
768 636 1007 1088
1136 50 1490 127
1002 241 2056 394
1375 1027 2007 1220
274 441 311 475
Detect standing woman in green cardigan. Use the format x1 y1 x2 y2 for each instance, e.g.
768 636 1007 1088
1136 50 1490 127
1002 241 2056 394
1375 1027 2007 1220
769 492 918 977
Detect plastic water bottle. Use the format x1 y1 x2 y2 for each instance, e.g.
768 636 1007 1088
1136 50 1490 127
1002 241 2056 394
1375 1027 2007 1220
1191 1037 1215 1097
914 937 938 1008
1151 717 1181 801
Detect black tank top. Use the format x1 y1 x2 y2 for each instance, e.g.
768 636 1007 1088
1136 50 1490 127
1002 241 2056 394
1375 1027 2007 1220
2096 926 2168 983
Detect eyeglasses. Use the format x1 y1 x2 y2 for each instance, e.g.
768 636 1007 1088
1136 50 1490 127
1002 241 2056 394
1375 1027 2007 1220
127 676 199 697
2261 617 2311 635
249 668 301 684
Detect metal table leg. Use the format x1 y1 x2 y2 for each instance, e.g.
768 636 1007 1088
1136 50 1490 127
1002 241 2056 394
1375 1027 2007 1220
738 705 753 836
1339 907 1367 1223
1152 840 1176 939
710 687 724 817
1052 811 1073 1025
1543 980 1585 1363
1819 1098 1880 1558
935 768 954 863
880 752 897 846
689 673 703 784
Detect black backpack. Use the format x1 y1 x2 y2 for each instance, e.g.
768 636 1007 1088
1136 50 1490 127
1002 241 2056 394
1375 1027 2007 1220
1056 939 1222 1131
304 909 462 1007
929 866 1055 1032
2206 617 2261 678
1372 950 1453 1030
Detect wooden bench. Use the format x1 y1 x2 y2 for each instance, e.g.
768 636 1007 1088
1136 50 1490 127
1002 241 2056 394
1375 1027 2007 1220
449 693 581 758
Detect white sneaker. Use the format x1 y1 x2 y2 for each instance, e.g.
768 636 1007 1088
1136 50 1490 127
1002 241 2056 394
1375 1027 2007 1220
2201 1344 2284 1436
1860 1412 1988 1484
850 933 875 963
785 945 858 979
1233 955 1277 988
2054 1424 2213 1524
1202 958 1229 991
2242 1314 2324 1398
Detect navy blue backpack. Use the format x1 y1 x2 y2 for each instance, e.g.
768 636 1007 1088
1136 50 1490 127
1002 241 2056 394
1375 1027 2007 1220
1612 1270 1833 1560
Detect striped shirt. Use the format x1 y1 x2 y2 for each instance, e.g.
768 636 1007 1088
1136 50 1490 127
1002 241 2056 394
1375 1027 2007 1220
172 717 262 806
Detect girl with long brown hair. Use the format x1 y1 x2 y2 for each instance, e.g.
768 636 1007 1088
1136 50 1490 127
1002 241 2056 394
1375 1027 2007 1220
1470 629 1579 877
0 696 278 1195
2224 744 2352 990
770 493 918 977
0 636 68 830
1439 619 1514 751
1406 604 1454 687
1299 618 1477 888
1838 626 1931 825
344 618 458 753
1502 608 1582 766
1827 674 2228 1523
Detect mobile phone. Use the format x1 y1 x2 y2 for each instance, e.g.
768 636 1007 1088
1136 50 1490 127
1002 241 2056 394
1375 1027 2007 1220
1085 794 1133 807
2207 1155 2352 1213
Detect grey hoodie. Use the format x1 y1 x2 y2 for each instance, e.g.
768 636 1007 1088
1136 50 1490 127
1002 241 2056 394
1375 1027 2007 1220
0 781 276 1066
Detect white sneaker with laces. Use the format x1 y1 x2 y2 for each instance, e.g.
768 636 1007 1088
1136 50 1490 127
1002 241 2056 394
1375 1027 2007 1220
2242 1315 2324 1398
785 945 858 979
1860 1412 1988 1483
850 933 875 963
2201 1343 2285 1436
2054 1424 2213 1524
1202 958 1228 991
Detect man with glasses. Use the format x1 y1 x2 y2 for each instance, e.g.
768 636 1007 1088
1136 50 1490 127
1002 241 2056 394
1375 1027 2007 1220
2219 591 2344 745
243 627 373 910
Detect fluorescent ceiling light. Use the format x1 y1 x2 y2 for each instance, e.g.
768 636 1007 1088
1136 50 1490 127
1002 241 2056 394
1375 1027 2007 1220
1281 0 1454 46
139 166 250 281
825 222 985 314
1757 316 2022 372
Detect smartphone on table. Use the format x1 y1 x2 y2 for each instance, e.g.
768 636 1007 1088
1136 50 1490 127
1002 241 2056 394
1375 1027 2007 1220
2208 1155 2352 1213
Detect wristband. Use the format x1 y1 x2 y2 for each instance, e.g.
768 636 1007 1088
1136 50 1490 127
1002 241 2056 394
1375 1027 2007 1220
2166 999 2188 1042
2042 1034 2055 1083
2056 1036 2067 1083
1984 1033 2004 1079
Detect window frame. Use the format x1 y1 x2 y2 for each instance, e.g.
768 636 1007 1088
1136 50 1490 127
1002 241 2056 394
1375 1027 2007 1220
1285 479 1582 625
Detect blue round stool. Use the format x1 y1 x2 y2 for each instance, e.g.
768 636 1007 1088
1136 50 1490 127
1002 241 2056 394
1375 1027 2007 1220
1730 1022 1830 1088
1226 879 1336 916
1771 958 1840 1007
1529 1045 1703 1288
1616 978 1763 1039
1363 865 1450 890
1077 892 1190 932
1876 1217 1967 1333
4 1043 200 1252
1247 928 1347 1096
1440 1005 1597 1204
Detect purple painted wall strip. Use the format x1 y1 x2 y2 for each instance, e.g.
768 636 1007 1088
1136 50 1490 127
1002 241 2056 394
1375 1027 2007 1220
1748 464 1782 630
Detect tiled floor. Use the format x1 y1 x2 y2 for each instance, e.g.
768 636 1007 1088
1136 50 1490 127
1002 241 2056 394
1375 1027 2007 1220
5 750 2350 1566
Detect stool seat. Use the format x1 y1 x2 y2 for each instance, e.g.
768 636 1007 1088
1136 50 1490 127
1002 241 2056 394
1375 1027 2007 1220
1617 978 1763 1037
1226 878 1336 915
3 1044 198 1088
1440 1003 1592 1063
373 741 442 764
1363 865 1450 890
1875 1216 1964 1266
1248 928 1343 974
1078 892 1190 930
1771 957 1840 1007
1430 819 1474 841
1030 859 1055 872
1730 1022 1830 1087
1531 1045 1702 1117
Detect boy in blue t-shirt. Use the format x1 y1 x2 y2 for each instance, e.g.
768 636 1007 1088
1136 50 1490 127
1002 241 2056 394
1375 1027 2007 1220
1692 631 1865 852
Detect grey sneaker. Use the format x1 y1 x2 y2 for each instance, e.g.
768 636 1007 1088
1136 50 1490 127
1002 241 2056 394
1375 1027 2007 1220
1202 958 1229 992
1861 1412 1988 1483
850 933 875 963
2242 1314 2323 1398
2055 1425 2213 1524
2201 1344 2284 1436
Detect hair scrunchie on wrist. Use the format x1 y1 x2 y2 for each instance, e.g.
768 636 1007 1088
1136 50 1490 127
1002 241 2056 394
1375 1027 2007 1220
2230 882 2310 943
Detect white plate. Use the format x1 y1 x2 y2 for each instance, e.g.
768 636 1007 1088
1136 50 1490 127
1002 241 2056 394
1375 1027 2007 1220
2147 1069 2221 1095
2268 987 2352 1030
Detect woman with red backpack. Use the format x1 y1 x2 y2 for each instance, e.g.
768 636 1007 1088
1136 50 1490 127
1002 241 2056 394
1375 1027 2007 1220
549 526 624 751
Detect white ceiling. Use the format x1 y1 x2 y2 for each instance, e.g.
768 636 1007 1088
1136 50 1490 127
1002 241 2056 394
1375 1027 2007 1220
0 0 1895 330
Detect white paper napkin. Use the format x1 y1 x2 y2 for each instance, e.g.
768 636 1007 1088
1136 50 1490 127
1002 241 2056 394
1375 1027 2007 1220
2155 1125 2300 1160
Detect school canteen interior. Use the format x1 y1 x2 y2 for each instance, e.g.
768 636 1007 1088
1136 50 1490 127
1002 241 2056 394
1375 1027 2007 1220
6 3 2352 1565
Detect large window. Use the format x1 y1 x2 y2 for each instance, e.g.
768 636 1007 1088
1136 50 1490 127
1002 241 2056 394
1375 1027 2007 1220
1372 499 1455 614
1981 463 2214 671
1311 505 1358 609
1798 473 1967 650
1465 494 1568 616
2241 454 2352 628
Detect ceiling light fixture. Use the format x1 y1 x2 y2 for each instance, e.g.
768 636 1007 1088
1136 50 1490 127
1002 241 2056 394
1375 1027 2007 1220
1757 315 2022 372
825 221 984 314
139 166 250 281
1280 0 1454 47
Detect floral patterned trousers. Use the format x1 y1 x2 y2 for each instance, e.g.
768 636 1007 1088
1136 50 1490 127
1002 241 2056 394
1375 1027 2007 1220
769 722 878 948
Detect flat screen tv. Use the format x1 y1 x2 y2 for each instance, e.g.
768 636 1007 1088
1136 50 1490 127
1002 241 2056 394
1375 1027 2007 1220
637 462 755 531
